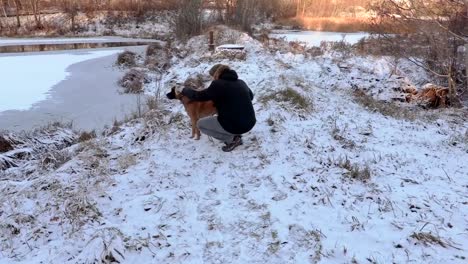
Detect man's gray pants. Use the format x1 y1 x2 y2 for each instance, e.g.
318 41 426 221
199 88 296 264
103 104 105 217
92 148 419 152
197 116 235 144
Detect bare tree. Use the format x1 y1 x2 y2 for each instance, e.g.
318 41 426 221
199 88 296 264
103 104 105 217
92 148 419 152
174 0 203 39
29 0 42 29
13 0 22 27
60 0 79 32
0 1 8 29
218 0 282 32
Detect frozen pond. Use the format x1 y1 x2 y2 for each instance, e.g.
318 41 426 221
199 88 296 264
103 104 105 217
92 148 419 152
0 42 151 53
0 38 150 132
0 49 124 112
269 30 370 47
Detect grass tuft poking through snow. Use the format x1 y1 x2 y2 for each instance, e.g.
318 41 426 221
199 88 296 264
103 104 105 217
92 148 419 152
260 87 313 112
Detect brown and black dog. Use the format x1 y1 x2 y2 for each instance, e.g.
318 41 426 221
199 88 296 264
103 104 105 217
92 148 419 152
166 87 217 140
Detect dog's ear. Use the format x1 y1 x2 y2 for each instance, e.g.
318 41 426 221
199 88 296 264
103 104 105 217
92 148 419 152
166 87 176 99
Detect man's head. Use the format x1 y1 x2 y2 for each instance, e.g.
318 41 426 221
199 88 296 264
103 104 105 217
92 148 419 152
209 64 224 77
209 64 231 80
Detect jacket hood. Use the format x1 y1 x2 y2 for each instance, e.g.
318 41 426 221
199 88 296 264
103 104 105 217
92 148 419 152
219 69 239 81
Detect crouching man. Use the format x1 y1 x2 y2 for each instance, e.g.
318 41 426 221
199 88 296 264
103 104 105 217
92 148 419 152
182 64 256 152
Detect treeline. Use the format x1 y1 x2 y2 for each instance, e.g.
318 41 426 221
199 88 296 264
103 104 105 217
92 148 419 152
0 0 373 28
0 0 375 37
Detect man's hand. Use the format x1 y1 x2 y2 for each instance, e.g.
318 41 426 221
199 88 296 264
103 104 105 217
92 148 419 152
181 87 196 99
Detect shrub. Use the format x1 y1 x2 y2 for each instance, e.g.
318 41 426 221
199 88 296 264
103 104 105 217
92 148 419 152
0 136 14 153
146 42 164 57
78 131 97 142
119 69 148 94
116 51 137 67
146 96 158 110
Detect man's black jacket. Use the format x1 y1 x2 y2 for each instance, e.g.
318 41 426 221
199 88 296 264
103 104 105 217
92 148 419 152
182 69 256 135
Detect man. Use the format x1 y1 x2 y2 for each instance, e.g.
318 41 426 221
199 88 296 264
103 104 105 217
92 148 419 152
182 64 256 152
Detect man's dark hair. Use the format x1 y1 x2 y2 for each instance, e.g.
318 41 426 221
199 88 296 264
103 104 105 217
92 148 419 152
209 64 224 77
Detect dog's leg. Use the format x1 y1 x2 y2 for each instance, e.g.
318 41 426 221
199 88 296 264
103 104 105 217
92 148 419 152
195 125 201 140
194 109 202 140
194 114 201 140
188 113 197 139
191 120 197 139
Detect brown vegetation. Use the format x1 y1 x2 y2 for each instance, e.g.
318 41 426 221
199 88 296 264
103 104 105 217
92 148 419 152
119 68 148 94
144 43 171 72
260 87 313 112
0 135 14 153
116 51 137 67
405 84 450 108
78 130 97 142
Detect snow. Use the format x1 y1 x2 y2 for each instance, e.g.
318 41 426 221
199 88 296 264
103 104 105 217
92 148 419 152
0 49 123 112
270 30 369 47
217 44 245 50
0 30 467 264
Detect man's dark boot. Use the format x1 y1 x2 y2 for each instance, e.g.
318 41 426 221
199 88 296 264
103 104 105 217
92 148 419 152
222 136 243 152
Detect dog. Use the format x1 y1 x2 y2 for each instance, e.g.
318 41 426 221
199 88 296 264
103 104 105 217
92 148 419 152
166 86 217 140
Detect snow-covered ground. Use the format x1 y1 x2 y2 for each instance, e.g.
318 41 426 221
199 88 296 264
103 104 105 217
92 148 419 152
0 49 123 112
0 31 467 264
270 30 369 47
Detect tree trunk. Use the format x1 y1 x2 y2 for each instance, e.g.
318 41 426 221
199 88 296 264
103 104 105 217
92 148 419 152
465 43 468 92
30 0 42 29
295 0 301 18
71 14 75 32
1 3 9 29
447 63 459 107
14 0 21 28
301 1 306 17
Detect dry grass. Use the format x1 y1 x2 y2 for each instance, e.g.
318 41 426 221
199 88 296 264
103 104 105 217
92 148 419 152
260 88 313 112
103 119 123 136
146 42 164 57
336 156 371 182
146 96 159 110
331 122 357 149
145 42 171 72
63 192 102 233
78 130 97 142
119 69 148 94
116 51 137 67
353 89 418 121
40 150 72 170
410 232 449 248
0 135 14 153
